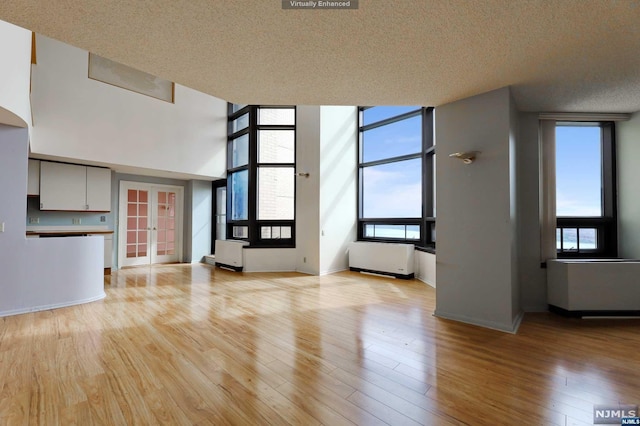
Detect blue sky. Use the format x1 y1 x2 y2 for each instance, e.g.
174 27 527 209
555 125 602 217
361 106 422 218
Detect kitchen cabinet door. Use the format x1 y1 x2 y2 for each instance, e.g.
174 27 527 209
39 162 86 210
86 167 111 211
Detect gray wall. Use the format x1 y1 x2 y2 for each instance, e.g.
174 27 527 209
517 113 547 311
434 87 522 332
509 91 519 320
617 112 640 258
295 106 322 274
185 179 213 263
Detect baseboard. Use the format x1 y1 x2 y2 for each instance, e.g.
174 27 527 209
522 304 548 313
215 262 243 272
434 309 522 334
549 304 640 318
417 275 436 288
0 292 106 318
319 267 347 276
350 267 414 280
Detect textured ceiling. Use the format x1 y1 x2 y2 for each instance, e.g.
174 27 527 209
2 0 640 112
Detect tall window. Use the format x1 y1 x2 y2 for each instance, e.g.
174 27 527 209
555 122 617 257
227 105 296 247
358 106 435 248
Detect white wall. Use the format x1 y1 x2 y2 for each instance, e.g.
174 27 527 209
295 105 357 275
244 249 297 272
434 87 521 332
319 106 357 275
0 21 31 128
415 250 436 287
617 113 640 258
30 35 226 179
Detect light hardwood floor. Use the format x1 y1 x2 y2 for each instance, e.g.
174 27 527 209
1 264 639 425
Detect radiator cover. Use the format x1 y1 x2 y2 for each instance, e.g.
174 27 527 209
348 241 415 279
214 240 249 271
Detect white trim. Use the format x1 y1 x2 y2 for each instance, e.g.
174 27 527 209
319 267 348 276
538 112 631 122
0 292 106 318
417 276 436 288
434 309 524 334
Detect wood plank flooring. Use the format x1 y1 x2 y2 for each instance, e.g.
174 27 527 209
1 264 639 425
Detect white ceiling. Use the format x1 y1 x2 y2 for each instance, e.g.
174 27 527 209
2 1 640 112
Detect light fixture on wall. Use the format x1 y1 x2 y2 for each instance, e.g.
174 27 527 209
449 151 480 164
296 172 310 178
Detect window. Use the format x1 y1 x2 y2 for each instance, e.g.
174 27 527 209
88 54 174 103
227 104 296 247
555 122 617 257
357 106 435 248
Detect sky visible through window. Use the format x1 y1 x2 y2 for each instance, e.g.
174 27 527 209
555 124 602 250
556 125 602 217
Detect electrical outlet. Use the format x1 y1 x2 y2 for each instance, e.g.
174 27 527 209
72 218 81 225
100 215 106 223
29 217 39 224
0 222 4 233
303 257 306 263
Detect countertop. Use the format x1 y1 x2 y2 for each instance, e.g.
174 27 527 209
26 226 113 236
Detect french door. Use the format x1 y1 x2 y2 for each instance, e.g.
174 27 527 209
118 182 183 267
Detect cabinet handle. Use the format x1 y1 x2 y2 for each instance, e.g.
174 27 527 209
40 203 43 209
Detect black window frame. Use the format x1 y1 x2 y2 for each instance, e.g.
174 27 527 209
226 104 296 248
357 106 435 250
556 121 617 258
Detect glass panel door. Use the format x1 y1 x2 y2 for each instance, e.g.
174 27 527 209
119 182 183 267
152 190 179 264
123 188 150 266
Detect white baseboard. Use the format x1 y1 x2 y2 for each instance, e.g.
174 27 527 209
417 275 436 288
0 292 106 318
320 267 347 276
434 309 523 334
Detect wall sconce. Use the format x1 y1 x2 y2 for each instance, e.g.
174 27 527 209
449 151 480 164
296 172 310 178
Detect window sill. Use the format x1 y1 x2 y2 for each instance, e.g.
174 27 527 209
415 246 436 254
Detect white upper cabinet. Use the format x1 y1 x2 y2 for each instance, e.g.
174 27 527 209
39 161 111 211
86 167 112 211
40 162 86 210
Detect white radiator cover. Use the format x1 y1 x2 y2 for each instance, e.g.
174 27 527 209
348 241 415 278
214 240 249 270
